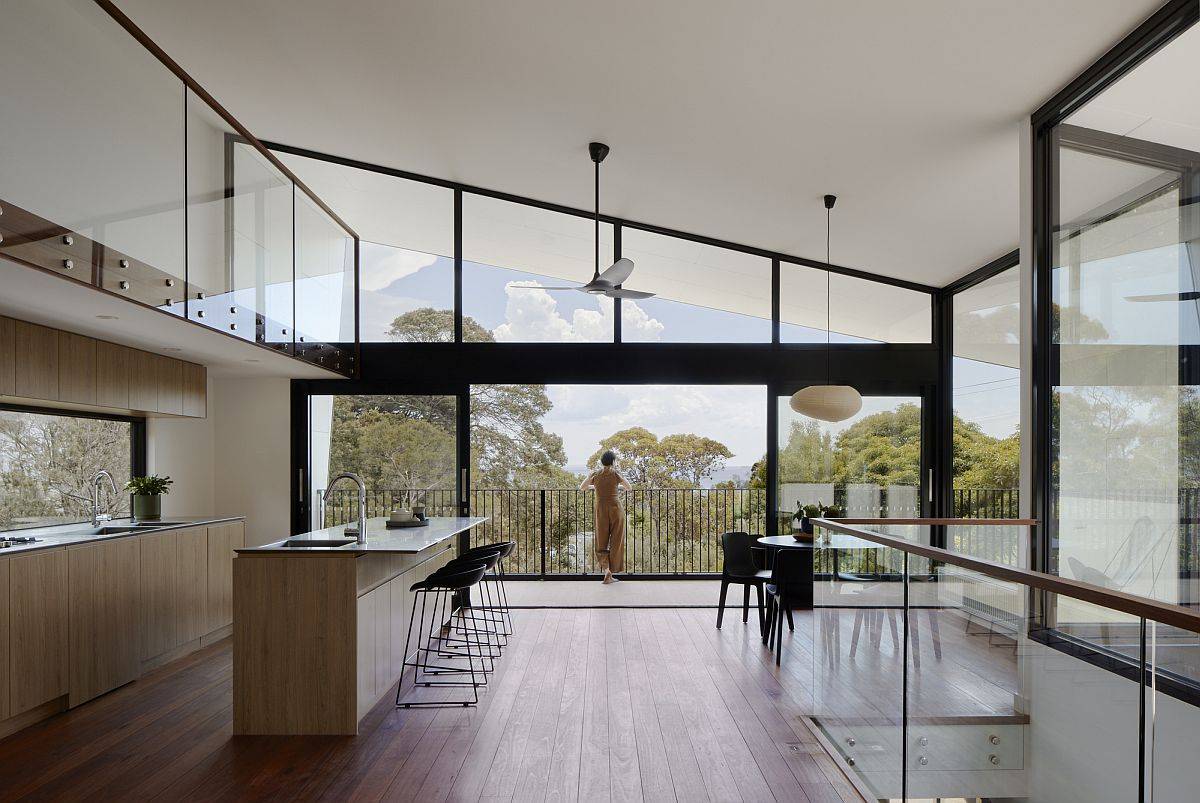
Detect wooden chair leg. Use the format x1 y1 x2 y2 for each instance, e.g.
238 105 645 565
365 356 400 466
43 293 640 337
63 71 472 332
716 579 729 629
742 584 751 623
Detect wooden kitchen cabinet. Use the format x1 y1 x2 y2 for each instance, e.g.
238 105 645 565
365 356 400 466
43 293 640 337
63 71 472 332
9 550 68 715
127 347 158 412
0 317 15 395
182 361 206 418
58 331 97 405
95 340 130 409
156 355 183 416
68 538 140 706
12 320 59 401
206 521 245 635
140 527 211 662
0 558 9 722
0 315 206 418
177 528 208 644
139 530 178 661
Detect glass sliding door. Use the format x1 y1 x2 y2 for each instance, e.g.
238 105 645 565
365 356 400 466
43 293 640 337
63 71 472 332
308 394 458 530
1051 128 1194 610
776 394 923 528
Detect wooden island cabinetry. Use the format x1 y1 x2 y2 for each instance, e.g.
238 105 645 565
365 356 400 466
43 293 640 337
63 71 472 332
0 517 245 738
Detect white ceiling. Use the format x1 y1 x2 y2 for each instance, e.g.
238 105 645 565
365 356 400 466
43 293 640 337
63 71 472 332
114 0 1164 288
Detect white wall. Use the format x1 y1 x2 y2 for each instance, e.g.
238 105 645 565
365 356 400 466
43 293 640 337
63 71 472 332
148 374 292 547
147 376 216 517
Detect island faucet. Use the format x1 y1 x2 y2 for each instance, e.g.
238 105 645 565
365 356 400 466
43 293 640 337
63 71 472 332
323 472 367 544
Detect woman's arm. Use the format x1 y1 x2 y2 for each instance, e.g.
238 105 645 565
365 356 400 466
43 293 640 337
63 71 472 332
579 472 594 491
617 472 633 492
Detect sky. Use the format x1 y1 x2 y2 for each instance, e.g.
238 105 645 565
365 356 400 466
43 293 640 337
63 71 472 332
348 240 1020 466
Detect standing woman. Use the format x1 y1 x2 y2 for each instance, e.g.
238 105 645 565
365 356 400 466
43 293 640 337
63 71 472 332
581 450 632 584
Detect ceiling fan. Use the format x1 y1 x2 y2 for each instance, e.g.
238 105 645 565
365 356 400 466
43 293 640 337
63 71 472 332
511 142 654 300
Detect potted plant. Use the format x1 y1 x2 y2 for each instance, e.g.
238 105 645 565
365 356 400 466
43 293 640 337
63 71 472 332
125 475 173 522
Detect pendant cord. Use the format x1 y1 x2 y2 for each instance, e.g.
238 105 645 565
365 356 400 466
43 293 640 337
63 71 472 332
826 205 831 385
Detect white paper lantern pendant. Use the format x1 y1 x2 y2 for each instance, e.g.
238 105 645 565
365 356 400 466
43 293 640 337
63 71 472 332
789 194 863 423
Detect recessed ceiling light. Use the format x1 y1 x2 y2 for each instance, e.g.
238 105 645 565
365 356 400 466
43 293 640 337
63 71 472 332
162 347 182 352
244 358 261 363
95 314 119 320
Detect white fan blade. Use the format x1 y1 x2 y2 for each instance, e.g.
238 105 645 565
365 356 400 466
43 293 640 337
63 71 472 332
598 257 635 286
508 285 580 291
606 287 654 300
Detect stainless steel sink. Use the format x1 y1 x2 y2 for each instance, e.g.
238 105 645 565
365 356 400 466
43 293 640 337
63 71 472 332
282 537 358 548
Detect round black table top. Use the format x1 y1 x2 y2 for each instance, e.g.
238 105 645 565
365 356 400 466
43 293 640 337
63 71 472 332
757 534 883 550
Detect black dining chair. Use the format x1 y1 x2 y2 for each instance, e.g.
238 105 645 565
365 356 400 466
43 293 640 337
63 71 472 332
765 547 808 666
716 532 770 635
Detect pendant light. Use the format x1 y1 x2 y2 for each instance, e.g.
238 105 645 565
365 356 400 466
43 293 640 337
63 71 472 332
789 195 863 423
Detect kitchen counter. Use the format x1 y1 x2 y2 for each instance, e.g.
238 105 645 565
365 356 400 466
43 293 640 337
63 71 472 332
0 514 245 556
238 516 487 554
233 515 488 736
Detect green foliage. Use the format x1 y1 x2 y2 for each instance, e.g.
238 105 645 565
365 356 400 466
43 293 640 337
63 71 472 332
586 428 733 488
0 411 132 529
125 475 173 496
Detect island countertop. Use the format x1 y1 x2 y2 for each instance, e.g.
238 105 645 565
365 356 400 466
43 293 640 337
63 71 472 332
236 516 488 555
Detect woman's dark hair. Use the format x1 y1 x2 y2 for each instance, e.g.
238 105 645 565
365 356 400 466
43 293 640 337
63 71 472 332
600 450 616 467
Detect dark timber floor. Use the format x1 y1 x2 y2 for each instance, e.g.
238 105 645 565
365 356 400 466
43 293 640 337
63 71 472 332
0 608 869 802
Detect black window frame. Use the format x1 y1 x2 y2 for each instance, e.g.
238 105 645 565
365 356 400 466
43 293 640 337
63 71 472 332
0 401 147 533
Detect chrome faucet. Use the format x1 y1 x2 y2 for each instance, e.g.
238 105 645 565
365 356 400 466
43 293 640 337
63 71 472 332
323 472 367 544
76 470 119 527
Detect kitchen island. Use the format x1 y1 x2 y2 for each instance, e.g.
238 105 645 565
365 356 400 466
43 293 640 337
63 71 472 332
232 516 487 735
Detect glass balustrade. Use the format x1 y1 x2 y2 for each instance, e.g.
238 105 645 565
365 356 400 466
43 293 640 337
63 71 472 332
809 518 1200 802
0 0 357 375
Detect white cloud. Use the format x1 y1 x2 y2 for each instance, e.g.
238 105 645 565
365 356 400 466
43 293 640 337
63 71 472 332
360 242 438 292
359 289 430 341
543 384 767 465
491 282 664 342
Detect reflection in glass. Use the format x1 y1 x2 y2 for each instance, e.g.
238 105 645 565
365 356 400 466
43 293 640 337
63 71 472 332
0 0 185 312
0 409 132 531
308 395 457 530
275 152 454 341
953 266 1020 519
620 228 770 342
776 395 922 533
463 195 613 343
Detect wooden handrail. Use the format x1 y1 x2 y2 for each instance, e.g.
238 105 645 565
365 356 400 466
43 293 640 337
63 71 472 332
811 517 1200 634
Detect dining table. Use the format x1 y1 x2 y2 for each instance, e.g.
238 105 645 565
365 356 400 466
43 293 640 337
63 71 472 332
756 532 885 609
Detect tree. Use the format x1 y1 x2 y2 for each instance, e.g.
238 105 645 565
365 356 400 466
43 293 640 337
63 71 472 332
658 433 732 487
0 412 132 529
588 427 670 486
833 403 922 486
387 307 491 343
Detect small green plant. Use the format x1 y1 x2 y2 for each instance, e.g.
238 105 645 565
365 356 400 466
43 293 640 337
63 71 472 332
125 475 173 496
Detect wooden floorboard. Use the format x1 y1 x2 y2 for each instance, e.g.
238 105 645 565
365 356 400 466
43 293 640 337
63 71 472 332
0 605 873 803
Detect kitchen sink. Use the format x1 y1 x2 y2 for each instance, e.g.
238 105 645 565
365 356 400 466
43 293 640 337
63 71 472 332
282 537 358 548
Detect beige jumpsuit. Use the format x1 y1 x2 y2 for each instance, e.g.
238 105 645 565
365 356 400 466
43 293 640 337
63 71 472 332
592 469 626 573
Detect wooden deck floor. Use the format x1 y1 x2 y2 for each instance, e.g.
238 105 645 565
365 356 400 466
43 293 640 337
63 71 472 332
0 608 866 802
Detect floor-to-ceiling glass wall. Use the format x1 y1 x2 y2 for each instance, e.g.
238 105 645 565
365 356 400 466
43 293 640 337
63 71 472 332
308 394 458 530
952 265 1020 520
776 394 924 526
469 383 766 575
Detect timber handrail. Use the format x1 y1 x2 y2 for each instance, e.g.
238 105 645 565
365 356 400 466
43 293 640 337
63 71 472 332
811 517 1200 634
